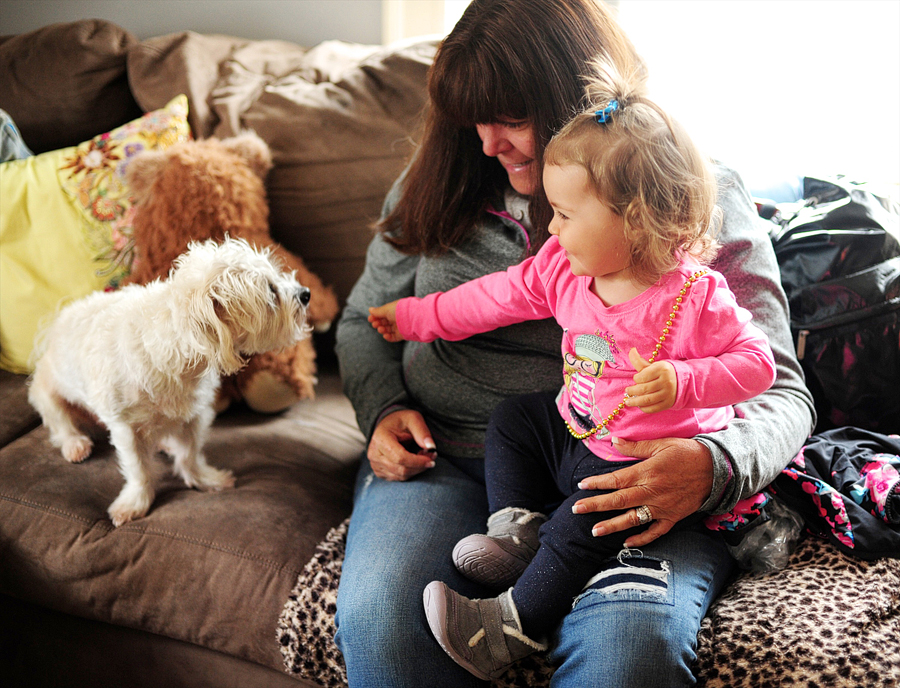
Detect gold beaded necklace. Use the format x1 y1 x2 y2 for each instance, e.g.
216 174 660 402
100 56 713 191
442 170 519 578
565 269 708 441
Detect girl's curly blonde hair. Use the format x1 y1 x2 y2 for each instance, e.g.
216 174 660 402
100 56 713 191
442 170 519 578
545 60 721 286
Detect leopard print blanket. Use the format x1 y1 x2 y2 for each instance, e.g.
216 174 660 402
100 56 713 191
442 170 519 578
277 520 900 687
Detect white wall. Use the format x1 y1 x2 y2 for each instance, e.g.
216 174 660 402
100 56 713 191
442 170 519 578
0 0 383 46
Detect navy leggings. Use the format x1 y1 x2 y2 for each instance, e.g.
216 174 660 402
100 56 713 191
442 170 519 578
485 392 651 637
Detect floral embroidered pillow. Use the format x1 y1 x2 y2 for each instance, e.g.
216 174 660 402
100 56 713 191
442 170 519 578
0 96 191 373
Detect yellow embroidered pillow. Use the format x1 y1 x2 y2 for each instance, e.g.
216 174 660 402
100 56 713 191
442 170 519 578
0 95 191 373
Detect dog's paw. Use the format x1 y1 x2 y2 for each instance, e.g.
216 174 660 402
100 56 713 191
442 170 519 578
196 466 236 492
62 436 93 463
108 485 154 527
179 461 236 492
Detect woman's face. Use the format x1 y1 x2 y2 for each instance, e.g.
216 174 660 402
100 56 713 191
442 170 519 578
475 120 538 195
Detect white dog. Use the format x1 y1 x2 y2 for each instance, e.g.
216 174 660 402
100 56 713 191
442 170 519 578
28 238 311 526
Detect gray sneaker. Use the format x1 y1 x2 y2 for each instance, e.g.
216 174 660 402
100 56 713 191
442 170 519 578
423 581 546 680
452 507 547 589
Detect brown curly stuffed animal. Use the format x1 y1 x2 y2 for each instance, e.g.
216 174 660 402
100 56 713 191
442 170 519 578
124 131 340 413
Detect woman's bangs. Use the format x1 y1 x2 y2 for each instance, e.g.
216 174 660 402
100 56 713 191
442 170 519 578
429 47 527 127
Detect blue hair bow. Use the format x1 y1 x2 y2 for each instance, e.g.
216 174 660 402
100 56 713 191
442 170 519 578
594 99 619 124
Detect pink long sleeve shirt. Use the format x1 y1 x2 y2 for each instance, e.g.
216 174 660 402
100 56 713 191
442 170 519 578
396 236 777 461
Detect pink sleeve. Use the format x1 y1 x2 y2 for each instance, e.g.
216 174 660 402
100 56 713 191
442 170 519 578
396 240 565 342
669 273 777 410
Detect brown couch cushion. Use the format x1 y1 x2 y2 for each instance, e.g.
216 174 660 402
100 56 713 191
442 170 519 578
0 372 362 675
0 371 39 446
0 20 143 154
125 32 437 306
127 31 251 139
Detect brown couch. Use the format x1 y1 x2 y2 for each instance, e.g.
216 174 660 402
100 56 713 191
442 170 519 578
1 20 898 688
0 19 427 688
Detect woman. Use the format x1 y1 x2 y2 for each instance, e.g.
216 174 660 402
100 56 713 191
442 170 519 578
334 1 814 686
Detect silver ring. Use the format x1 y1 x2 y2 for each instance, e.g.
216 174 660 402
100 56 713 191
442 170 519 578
635 505 653 525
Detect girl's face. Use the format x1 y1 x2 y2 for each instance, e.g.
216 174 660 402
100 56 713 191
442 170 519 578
545 163 631 284
475 120 538 195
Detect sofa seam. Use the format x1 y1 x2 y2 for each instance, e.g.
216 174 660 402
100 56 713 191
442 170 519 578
0 492 303 576
114 524 303 575
0 492 95 525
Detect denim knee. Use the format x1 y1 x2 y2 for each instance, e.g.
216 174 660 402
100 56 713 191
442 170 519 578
548 530 734 688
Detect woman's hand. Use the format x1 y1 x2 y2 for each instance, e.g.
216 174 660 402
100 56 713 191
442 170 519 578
572 436 714 547
368 301 403 342
367 409 437 481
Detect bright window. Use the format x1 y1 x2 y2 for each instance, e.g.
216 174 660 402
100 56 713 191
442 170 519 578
426 0 898 189
444 0 471 30
616 0 900 188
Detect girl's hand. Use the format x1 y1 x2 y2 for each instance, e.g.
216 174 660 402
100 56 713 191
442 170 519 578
368 301 403 342
572 436 714 547
624 347 677 413
368 409 437 481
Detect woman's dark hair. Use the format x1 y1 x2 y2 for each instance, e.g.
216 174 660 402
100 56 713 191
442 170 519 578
380 0 646 255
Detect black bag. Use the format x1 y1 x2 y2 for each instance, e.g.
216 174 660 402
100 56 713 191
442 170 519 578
762 176 900 433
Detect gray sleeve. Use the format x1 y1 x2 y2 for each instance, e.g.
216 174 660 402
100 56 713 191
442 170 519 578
334 184 420 441
697 165 816 514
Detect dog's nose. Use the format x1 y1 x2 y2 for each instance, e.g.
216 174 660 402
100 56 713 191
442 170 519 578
296 286 311 307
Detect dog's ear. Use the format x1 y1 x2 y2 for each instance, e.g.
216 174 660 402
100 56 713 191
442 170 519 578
186 288 246 376
125 149 170 202
222 131 273 180
177 245 247 375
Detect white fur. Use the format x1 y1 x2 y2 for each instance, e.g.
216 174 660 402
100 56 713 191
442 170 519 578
28 238 311 526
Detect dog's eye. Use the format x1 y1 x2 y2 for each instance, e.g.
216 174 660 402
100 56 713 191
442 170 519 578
268 283 279 301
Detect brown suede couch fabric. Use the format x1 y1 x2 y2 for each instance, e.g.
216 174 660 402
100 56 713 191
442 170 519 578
1 369 360 687
0 20 144 155
0 19 432 687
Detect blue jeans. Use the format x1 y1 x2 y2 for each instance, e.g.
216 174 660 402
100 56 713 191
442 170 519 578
335 457 735 688
548 526 735 687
